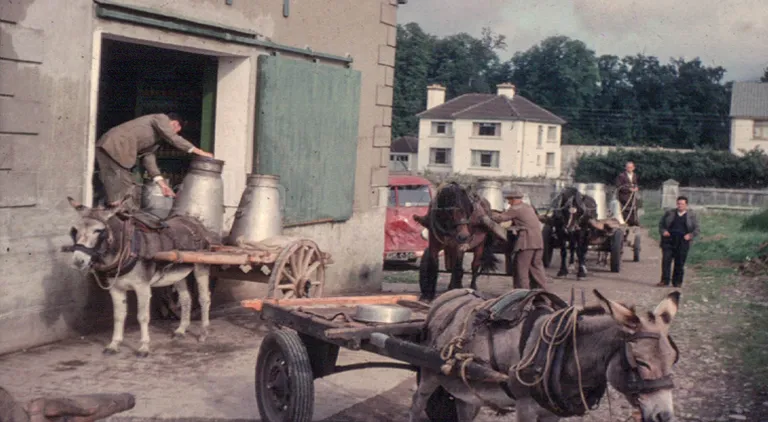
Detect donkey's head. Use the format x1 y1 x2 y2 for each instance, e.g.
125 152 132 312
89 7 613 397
432 183 475 244
595 289 681 422
67 195 131 272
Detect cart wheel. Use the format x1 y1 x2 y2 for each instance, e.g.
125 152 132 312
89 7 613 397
255 329 314 422
633 232 641 262
542 224 554 268
416 370 480 422
267 240 326 299
610 230 624 273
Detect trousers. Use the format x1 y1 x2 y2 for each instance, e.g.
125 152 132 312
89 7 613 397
661 235 690 287
513 249 548 290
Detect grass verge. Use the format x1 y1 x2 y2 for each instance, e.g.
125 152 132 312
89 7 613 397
641 206 768 393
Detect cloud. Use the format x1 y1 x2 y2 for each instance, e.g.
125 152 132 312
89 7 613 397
397 0 768 81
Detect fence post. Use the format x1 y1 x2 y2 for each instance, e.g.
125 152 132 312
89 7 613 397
661 179 679 209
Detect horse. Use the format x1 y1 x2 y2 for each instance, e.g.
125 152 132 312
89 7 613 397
67 195 216 357
410 288 681 422
414 182 499 302
548 187 598 279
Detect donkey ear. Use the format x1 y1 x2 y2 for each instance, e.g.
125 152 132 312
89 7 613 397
108 194 134 213
67 196 87 213
593 289 641 331
653 291 681 325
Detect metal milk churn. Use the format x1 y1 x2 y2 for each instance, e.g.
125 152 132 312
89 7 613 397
476 179 504 211
140 179 173 219
585 183 607 219
226 174 283 245
169 157 225 234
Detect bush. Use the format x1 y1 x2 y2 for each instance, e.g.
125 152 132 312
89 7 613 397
742 208 768 232
574 149 768 189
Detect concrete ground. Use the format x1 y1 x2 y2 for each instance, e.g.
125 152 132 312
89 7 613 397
0 228 683 421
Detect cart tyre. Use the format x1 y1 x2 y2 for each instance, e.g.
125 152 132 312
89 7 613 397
416 370 480 422
542 224 554 268
633 233 641 262
610 230 624 273
255 329 314 422
267 239 326 299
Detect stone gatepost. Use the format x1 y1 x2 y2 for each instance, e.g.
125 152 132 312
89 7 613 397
662 179 680 209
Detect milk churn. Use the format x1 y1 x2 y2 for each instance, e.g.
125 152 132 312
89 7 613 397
140 179 173 219
226 174 283 245
585 183 607 219
476 179 504 211
169 157 225 234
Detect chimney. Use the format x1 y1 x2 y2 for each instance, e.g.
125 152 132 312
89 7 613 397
426 84 446 109
497 83 516 99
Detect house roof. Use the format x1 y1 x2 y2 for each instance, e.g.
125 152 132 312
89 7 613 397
391 136 418 153
416 93 567 125
730 82 768 118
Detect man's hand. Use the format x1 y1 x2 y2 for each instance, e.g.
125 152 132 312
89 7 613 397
631 187 639 192
684 233 692 241
157 179 176 198
191 147 214 159
663 231 670 237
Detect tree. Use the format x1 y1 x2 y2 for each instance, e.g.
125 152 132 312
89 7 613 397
392 23 435 139
762 67 768 82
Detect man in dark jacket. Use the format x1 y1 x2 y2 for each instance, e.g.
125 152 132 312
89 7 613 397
615 160 639 226
95 112 214 208
657 196 700 287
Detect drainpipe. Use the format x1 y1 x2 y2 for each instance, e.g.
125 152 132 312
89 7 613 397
519 122 525 178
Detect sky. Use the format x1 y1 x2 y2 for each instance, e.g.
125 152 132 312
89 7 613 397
397 0 768 82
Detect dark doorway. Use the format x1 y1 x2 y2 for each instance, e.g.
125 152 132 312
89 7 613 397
93 38 218 206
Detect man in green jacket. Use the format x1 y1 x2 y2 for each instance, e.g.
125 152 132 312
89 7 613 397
657 196 700 288
95 112 213 208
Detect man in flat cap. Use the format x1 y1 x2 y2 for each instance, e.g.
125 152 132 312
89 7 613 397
490 188 548 289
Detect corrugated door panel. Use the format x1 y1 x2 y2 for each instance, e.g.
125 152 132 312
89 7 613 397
254 55 361 226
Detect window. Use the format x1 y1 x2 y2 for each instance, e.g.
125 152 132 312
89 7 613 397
473 122 500 137
537 125 543 148
397 185 431 207
389 153 410 172
429 148 452 165
388 187 397 207
537 155 541 166
547 126 557 142
546 152 556 168
754 121 768 139
471 150 500 168
431 121 453 136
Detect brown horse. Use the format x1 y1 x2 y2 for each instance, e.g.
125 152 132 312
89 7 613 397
414 182 499 302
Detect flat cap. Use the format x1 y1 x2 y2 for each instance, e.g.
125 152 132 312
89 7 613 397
502 187 524 198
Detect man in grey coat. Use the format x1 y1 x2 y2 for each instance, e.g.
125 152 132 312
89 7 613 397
657 195 700 287
95 112 214 208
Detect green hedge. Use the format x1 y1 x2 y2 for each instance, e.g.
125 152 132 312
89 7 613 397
574 149 768 189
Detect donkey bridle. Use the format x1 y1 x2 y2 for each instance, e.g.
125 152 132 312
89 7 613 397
621 331 678 398
71 214 141 277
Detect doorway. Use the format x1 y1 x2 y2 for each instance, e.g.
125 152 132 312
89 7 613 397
93 38 218 206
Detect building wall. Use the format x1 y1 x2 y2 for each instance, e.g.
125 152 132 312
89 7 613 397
730 118 767 155
416 118 562 178
0 0 399 355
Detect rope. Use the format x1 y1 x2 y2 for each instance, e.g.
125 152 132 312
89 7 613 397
91 221 133 291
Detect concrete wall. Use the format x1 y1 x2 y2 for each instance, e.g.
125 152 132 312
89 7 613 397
416 118 562 178
561 145 695 177
0 0 400 355
658 181 768 210
730 118 768 156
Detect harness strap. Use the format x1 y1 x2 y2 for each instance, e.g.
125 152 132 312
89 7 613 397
486 327 516 400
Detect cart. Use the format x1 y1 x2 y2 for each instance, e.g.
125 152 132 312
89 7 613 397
152 236 332 318
541 216 626 273
242 295 509 422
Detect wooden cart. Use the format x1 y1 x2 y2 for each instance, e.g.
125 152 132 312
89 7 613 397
541 217 628 273
242 295 509 422
152 236 332 318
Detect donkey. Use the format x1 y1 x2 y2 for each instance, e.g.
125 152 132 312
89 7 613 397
414 183 499 302
549 187 598 279
67 195 216 357
410 288 680 422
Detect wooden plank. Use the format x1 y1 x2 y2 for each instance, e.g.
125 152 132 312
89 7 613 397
324 321 425 340
241 294 420 312
153 249 278 265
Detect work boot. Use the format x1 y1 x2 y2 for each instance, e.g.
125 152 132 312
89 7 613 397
480 215 507 241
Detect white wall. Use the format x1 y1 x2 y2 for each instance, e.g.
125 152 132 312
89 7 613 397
730 118 767 155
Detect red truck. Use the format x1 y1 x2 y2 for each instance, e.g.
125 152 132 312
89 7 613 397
383 175 434 263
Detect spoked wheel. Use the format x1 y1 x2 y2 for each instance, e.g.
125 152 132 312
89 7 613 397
267 240 326 299
633 231 641 262
542 224 554 268
610 229 624 273
255 329 314 422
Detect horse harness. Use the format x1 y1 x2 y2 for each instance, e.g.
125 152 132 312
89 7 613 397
427 289 679 417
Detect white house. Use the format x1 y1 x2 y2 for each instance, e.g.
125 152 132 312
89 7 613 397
730 82 768 155
389 136 418 173
415 83 566 178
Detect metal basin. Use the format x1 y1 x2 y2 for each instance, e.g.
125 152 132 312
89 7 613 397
353 304 412 324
